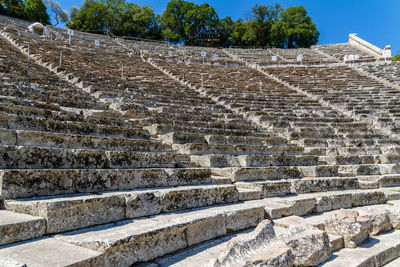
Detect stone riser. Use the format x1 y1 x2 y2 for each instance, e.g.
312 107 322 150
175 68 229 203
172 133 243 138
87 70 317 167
0 168 211 199
0 128 170 152
0 145 188 169
236 177 359 198
4 184 238 235
210 164 400 182
1 113 150 139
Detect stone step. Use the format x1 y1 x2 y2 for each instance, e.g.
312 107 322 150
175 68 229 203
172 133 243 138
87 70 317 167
358 174 400 188
305 146 386 156
0 168 211 199
0 128 169 151
204 134 287 146
235 177 359 198
174 143 303 156
4 184 238 234
158 132 207 145
0 210 46 246
0 145 188 169
321 230 400 267
211 166 305 182
265 189 387 217
146 123 268 137
191 154 319 168
51 201 266 266
149 228 254 267
212 165 366 182
0 237 103 266
1 112 150 139
0 102 138 129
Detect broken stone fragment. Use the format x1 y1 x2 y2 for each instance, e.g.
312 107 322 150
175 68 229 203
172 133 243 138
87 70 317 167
212 219 276 266
323 209 371 248
283 229 331 266
357 207 393 236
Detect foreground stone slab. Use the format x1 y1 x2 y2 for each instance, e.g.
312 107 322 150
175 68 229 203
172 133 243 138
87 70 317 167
283 229 331 266
356 207 393 236
322 230 400 267
55 202 265 266
324 210 371 248
242 242 294 267
0 210 45 246
212 219 276 266
0 237 103 266
5 193 126 234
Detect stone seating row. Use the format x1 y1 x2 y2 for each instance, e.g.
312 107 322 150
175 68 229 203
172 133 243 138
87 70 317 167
264 65 400 135
314 43 378 61
1 186 396 266
152 200 400 266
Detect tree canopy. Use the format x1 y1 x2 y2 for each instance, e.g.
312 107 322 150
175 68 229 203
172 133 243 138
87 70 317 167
159 0 219 45
67 0 159 38
1 0 319 48
0 0 68 25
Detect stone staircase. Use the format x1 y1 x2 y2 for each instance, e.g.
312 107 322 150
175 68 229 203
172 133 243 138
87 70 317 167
1 14 400 266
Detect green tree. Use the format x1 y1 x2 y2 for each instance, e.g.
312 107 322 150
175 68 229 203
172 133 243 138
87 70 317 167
160 0 219 45
279 6 319 48
23 0 50 24
69 5 79 20
67 0 159 38
241 3 283 47
67 1 108 33
45 0 69 26
116 3 160 38
1 0 25 17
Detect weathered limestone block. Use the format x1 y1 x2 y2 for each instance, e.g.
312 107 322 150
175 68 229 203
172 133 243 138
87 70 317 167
125 190 163 218
213 219 276 266
281 197 317 216
56 216 189 266
314 195 333 213
386 202 400 229
0 146 107 169
329 192 353 209
235 180 291 198
324 210 371 248
106 151 187 168
291 177 358 194
328 234 344 253
237 188 261 201
263 201 292 219
0 210 46 246
0 237 104 267
6 193 126 233
284 229 331 266
223 203 266 232
185 214 226 246
212 220 275 266
351 190 386 207
0 168 211 199
357 207 393 236
162 185 239 212
244 242 294 267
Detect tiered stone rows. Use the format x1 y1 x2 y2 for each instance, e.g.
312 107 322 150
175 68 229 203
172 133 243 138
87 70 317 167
1 14 400 266
361 62 400 86
226 47 336 65
0 25 249 266
314 43 378 62
264 65 400 139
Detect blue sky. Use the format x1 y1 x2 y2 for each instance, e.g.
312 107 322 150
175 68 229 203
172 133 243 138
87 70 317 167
54 0 400 53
